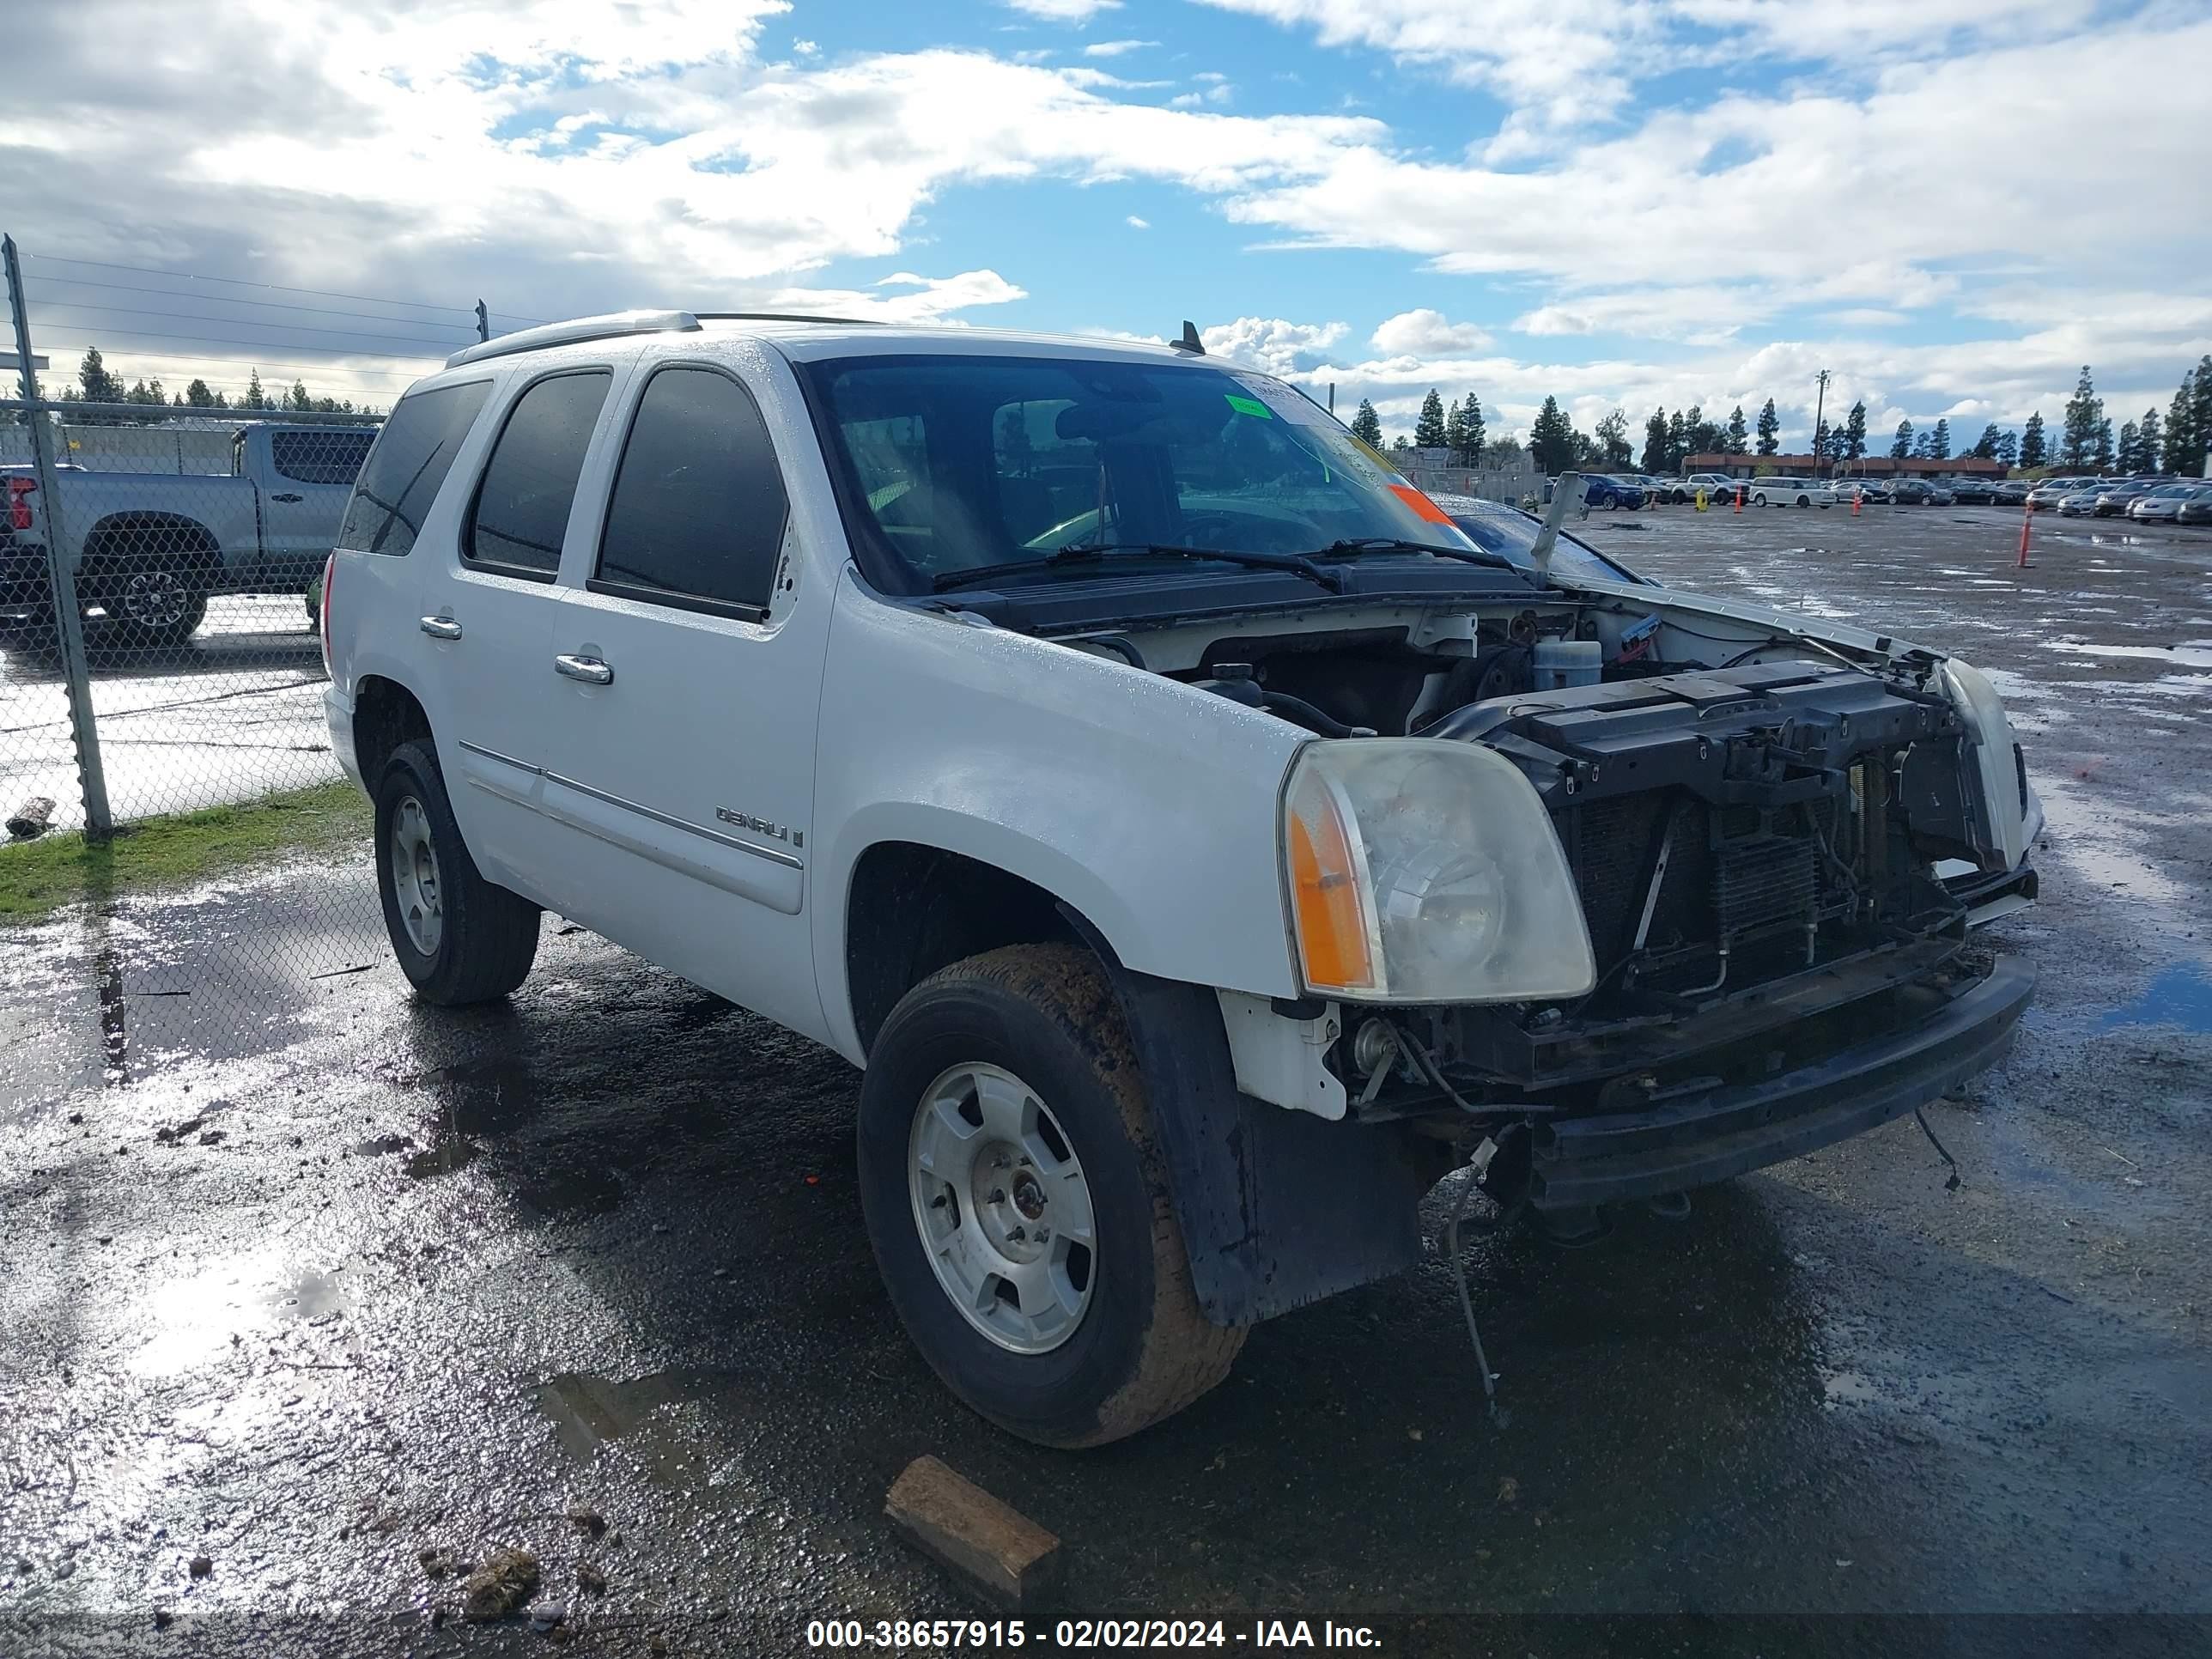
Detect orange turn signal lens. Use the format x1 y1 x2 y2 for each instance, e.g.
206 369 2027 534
1286 767 1379 995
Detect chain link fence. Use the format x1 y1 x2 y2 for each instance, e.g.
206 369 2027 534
0 234 520 1072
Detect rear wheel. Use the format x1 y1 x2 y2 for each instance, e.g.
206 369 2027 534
1753 491 1769 507
374 740 540 1005
858 943 1244 1447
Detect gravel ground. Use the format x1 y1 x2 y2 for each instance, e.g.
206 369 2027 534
2 505 2207 1658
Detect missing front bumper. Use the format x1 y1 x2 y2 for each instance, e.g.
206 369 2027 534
1524 956 2033 1211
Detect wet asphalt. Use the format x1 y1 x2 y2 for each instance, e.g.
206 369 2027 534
3 505 2209 1658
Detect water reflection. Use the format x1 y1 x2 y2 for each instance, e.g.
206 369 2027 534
2100 962 2212 1033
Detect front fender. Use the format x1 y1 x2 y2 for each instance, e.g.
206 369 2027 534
811 572 1310 1059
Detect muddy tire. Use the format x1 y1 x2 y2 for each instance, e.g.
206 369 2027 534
857 942 1245 1448
374 739 540 1005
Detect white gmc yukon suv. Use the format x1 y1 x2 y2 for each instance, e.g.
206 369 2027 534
321 311 2042 1447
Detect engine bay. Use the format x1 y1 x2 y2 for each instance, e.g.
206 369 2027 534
1050 586 2029 1106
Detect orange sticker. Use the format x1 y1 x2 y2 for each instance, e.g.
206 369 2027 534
1389 483 1455 526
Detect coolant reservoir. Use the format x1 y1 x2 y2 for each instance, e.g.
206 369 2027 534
1533 639 1602 690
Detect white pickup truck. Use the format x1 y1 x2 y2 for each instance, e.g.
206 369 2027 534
320 311 2042 1447
1 422 374 648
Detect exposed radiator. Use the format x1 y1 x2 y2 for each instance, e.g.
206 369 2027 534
1713 833 1817 941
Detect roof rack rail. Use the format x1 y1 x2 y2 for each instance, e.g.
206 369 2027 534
445 310 701 369
690 312 886 327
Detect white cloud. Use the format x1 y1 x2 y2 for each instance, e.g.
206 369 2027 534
1083 39 1157 57
1200 316 1349 375
1370 308 1492 355
1126 215 1151 229
793 38 818 56
1003 0 1122 21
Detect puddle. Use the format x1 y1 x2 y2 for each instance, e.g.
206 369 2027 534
2040 640 2212 668
404 1139 478 1179
353 1133 415 1157
535 1370 724 1486
2100 963 2212 1033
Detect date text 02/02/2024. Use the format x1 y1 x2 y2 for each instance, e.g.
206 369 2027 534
805 1617 1382 1649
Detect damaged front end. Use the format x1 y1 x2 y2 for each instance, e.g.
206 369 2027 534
1352 657 2037 1212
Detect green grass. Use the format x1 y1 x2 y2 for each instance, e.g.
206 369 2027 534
0 779 369 925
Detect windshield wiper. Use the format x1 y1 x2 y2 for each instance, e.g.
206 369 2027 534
933 542 1345 594
1316 537 1528 575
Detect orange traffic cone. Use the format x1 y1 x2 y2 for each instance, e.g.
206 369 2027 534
1734 483 1743 514
1851 487 1862 515
2017 500 2033 568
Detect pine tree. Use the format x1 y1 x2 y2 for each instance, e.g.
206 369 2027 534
1594 408 1631 469
1349 398 1382 448
184 378 215 409
1724 404 1748 454
1891 419 1913 459
2094 417 2113 471
76 346 122 404
2116 420 2141 472
2019 411 2046 471
243 368 268 411
1813 417 1830 464
2190 356 2212 475
1442 399 1467 465
1457 393 1485 466
2061 365 2103 470
1413 388 1448 450
1929 417 1950 460
1996 428 2019 468
2165 376 2196 475
1844 400 1868 460
1755 398 1780 456
1969 422 2000 459
1664 410 1686 471
1642 407 1669 474
2135 408 2162 475
1529 396 1577 475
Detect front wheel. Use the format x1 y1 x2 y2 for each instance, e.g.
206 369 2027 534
858 943 1244 1447
1753 492 1769 507
374 740 540 1005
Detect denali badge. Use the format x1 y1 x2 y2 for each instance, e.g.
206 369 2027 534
716 806 802 848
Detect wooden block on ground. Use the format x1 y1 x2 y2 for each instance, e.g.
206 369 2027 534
885 1455 1060 1613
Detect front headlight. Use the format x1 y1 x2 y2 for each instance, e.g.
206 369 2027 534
1281 739 1595 1004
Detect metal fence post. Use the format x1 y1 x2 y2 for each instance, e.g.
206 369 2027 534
4 233 112 837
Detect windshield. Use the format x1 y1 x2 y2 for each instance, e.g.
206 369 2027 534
801 353 1486 589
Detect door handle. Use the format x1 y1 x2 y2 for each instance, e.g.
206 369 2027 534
270 492 304 503
419 616 463 641
554 653 613 685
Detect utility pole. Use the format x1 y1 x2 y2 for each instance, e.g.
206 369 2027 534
475 301 489 343
1811 368 1831 479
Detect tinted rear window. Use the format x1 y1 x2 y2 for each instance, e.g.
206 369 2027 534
465 371 611 578
336 383 491 556
270 428 377 487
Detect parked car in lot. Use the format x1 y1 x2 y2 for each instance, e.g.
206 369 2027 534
2027 477 2094 510
1991 479 2032 507
1750 477 1837 507
2179 490 2212 526
1947 479 1996 504
1632 474 1680 504
0 422 375 649
2058 482 2124 516
1889 479 1954 506
1682 471 1741 502
1583 475 1645 509
2126 483 2210 523
2089 478 2173 517
1834 477 1893 503
322 313 2041 1445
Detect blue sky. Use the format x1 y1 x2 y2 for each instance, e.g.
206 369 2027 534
8 0 2209 448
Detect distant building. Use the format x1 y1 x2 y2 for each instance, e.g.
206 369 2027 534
1684 452 2007 480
